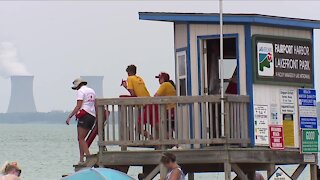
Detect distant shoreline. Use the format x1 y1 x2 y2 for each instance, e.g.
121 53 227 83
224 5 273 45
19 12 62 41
0 111 118 124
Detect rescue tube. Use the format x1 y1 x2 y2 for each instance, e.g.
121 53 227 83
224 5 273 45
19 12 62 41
86 110 109 147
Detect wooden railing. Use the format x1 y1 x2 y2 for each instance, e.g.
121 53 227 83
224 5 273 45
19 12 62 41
96 95 250 152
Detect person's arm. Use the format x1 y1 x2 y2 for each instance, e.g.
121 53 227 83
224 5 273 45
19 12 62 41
128 89 136 97
169 169 182 180
154 84 165 97
66 100 83 125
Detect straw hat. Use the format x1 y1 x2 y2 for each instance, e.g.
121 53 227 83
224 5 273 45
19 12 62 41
71 78 87 90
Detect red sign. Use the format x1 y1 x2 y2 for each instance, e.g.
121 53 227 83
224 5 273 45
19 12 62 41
269 125 284 150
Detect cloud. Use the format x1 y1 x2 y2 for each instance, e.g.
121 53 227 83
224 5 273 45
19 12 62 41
0 42 30 77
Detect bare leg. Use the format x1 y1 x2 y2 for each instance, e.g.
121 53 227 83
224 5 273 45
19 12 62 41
77 127 90 162
137 123 150 139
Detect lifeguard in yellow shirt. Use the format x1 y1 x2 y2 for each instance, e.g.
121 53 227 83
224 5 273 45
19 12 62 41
122 64 150 97
155 72 176 98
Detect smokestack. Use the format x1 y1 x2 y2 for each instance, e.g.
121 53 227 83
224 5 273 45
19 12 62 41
7 75 37 113
80 76 104 98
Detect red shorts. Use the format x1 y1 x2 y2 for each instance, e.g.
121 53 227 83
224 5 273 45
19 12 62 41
138 105 175 126
138 105 159 126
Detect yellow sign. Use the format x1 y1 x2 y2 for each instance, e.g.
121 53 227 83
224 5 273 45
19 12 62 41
283 114 294 147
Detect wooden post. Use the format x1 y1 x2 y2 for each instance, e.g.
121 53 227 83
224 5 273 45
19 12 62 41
160 105 166 149
224 101 230 142
97 104 105 167
160 164 167 180
267 163 275 178
247 171 255 180
188 173 195 180
310 164 317 180
224 162 231 180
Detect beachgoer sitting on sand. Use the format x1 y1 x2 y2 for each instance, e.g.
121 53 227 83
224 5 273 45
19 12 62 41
160 153 185 180
0 162 21 180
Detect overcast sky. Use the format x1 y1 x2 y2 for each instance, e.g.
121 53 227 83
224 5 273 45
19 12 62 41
0 1 319 112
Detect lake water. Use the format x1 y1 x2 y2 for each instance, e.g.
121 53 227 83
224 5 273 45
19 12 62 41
0 124 312 180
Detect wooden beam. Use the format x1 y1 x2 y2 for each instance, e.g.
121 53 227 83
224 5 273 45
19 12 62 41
310 164 317 180
97 105 105 167
96 95 250 106
98 138 250 146
267 163 275 178
188 173 195 180
228 148 304 164
231 164 248 180
160 164 167 180
144 165 160 180
224 162 232 180
100 150 228 166
291 164 307 180
99 148 306 166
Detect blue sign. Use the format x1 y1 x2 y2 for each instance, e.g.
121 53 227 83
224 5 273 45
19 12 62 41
298 89 316 106
298 89 317 129
300 117 317 129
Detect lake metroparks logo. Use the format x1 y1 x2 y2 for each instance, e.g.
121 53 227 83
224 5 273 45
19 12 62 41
257 42 274 77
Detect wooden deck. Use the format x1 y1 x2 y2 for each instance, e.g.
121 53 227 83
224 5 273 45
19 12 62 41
75 147 317 179
74 95 318 180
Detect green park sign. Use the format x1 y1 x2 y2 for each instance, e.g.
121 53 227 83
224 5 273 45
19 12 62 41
301 129 318 153
252 35 313 87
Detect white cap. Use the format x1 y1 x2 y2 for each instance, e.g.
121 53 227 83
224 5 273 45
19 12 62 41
71 78 87 90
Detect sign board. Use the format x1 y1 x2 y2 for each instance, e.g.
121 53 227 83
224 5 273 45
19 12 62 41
254 105 269 145
283 114 294 147
269 167 292 180
301 129 318 153
269 125 284 149
253 35 313 87
280 90 295 104
280 104 295 114
298 89 317 129
298 89 316 106
303 154 316 163
270 104 281 125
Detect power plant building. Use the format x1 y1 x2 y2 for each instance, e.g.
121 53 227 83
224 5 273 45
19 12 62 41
80 76 104 98
7 75 37 113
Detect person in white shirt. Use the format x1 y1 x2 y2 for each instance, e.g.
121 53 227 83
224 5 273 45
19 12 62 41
66 78 96 164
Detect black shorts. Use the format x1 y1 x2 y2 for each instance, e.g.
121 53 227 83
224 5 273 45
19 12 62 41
77 113 95 130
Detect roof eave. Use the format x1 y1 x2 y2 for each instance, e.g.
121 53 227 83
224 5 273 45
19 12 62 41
139 13 320 29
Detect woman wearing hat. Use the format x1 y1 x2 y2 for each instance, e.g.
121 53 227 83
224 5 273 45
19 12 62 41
0 162 21 180
66 78 96 164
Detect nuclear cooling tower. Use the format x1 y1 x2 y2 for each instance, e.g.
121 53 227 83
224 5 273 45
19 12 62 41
80 76 104 98
7 75 37 113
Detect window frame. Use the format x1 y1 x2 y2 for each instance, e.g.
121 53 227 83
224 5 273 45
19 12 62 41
176 50 188 96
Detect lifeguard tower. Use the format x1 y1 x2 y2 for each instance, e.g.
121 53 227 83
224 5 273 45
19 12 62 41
79 13 320 180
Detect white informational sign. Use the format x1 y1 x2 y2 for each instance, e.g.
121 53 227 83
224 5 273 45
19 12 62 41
280 89 295 114
280 104 295 114
299 106 317 117
270 104 281 125
280 90 295 104
269 167 292 180
254 105 269 145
